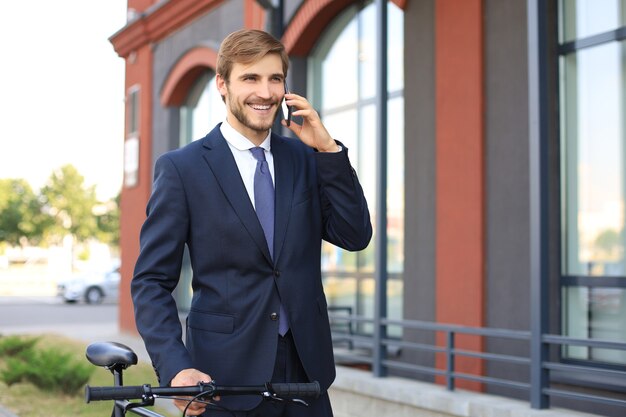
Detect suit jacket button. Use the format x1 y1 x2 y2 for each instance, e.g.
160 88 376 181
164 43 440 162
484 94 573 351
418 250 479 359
274 270 280 277
270 312 278 321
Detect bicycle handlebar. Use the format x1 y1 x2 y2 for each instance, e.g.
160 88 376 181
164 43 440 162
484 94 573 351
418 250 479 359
85 381 320 403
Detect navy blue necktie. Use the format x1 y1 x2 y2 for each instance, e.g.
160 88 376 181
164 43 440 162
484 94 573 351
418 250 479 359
250 147 289 336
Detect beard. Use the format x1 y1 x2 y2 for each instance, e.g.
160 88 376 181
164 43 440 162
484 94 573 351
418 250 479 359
227 91 279 134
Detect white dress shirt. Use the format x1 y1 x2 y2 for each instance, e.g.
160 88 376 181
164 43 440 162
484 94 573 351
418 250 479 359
220 120 275 210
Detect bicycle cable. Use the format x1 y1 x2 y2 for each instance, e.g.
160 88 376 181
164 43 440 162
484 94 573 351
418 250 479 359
156 393 237 417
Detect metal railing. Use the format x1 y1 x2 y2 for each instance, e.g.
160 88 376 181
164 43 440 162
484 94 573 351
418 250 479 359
328 314 626 413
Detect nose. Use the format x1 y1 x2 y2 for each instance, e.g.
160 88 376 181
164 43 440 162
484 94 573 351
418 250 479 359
256 80 272 100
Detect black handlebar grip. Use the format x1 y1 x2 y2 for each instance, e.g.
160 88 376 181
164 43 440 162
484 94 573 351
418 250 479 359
85 384 150 402
268 381 320 399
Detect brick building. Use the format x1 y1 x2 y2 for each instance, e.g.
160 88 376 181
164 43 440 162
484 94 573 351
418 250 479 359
109 1 626 415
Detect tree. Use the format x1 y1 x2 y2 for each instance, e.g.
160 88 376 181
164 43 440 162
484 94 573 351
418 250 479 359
594 228 622 260
94 192 120 247
40 165 99 244
0 179 52 246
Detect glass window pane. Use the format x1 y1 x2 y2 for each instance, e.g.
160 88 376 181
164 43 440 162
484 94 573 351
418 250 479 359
359 104 377 275
322 110 359 167
561 0 626 42
321 18 359 109
590 287 626 363
180 72 225 146
359 277 375 334
321 110 361 271
359 4 376 100
388 278 403 337
388 97 404 273
173 247 193 312
127 88 140 135
388 4 405 93
563 286 626 364
360 105 377 207
561 41 626 277
322 242 358 272
357 3 405 99
192 76 224 140
324 276 357 310
563 286 590 359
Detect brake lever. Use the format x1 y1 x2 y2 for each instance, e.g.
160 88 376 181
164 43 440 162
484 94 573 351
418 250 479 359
123 398 155 412
123 384 156 411
261 391 310 407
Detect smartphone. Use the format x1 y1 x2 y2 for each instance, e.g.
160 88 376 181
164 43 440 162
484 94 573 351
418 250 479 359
281 82 292 126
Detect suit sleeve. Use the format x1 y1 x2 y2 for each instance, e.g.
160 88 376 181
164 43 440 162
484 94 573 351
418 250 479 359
131 154 194 386
314 142 373 251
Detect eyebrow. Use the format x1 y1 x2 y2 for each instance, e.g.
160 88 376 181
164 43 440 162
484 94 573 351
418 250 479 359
238 72 285 80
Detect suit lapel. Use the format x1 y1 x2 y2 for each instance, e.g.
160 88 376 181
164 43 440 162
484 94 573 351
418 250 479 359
201 126 273 264
271 134 294 264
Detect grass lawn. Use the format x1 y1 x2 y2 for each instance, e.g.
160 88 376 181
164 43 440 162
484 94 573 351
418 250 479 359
0 334 177 417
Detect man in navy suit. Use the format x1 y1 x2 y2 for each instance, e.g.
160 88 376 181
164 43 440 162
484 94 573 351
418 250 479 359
131 29 372 416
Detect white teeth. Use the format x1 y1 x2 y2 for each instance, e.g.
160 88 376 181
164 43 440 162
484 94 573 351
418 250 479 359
251 104 271 110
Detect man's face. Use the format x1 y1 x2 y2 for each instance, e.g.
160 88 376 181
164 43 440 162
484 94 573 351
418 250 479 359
217 53 285 145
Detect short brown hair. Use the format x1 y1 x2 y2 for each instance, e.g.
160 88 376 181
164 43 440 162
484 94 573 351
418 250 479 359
217 29 289 83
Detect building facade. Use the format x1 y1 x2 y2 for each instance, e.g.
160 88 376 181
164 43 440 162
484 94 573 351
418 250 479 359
109 1 626 415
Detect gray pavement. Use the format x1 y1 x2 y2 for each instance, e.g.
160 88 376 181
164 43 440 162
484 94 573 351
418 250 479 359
0 296 149 360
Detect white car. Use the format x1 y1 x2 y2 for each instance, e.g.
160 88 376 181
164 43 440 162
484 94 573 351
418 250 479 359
57 265 121 304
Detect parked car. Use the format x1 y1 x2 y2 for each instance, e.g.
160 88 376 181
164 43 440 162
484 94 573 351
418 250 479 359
57 264 121 304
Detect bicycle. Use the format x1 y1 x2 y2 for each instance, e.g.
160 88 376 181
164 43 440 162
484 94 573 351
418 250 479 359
84 341 321 417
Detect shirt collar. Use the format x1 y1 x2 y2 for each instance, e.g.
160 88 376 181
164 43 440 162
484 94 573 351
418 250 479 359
220 119 272 152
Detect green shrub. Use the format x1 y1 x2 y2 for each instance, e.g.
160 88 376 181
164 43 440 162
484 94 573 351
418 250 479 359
1 356 30 385
0 344 94 394
30 347 94 394
0 335 39 357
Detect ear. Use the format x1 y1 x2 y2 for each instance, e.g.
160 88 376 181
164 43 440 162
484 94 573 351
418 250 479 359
216 74 228 97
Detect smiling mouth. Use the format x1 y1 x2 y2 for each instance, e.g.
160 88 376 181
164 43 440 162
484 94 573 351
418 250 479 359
249 103 273 111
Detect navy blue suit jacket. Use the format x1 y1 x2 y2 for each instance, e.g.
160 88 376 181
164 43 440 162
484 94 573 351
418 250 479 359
131 124 372 410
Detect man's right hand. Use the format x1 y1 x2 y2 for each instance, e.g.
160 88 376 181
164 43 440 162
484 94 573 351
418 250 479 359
171 368 212 415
